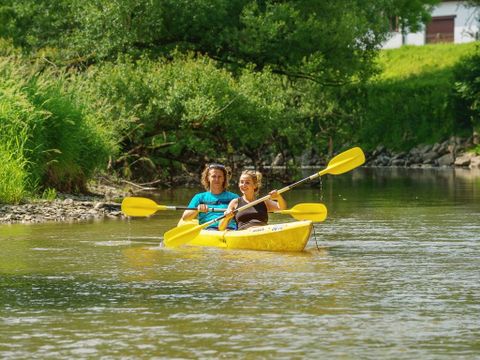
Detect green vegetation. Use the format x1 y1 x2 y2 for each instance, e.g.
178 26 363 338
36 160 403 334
354 43 479 150
452 47 480 153
0 53 116 203
375 43 477 80
0 130 30 204
1 0 479 203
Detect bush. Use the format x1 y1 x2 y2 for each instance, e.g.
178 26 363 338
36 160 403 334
453 46 480 144
354 43 477 151
0 55 116 202
355 71 456 150
72 54 303 178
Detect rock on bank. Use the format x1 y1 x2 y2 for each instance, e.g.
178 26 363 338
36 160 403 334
0 198 123 225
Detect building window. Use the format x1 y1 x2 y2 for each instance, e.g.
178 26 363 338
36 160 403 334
426 16 456 43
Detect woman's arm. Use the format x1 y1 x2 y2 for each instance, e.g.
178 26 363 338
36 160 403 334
218 199 238 230
265 190 287 212
181 208 198 221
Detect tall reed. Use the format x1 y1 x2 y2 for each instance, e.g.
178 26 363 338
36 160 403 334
0 53 116 203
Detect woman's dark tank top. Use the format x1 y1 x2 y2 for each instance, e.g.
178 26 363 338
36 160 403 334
235 197 268 230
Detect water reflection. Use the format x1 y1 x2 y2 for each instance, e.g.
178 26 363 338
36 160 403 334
1 168 479 359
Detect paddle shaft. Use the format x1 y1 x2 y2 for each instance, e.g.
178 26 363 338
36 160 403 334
164 206 223 212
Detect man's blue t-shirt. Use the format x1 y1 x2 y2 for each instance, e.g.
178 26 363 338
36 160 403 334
187 191 239 229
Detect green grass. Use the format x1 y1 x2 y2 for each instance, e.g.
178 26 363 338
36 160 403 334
356 42 479 151
375 42 478 81
0 53 117 203
0 133 31 204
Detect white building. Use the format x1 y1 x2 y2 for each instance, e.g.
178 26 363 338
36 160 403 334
383 0 479 48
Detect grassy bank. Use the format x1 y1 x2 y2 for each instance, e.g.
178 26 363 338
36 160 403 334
356 42 478 151
375 43 477 80
0 54 116 204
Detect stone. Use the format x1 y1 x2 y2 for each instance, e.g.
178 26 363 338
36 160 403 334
454 153 473 166
392 152 407 160
422 151 440 162
94 202 105 210
437 153 454 166
431 143 441 153
391 159 405 166
469 156 480 169
419 144 432 154
372 145 386 157
450 135 462 145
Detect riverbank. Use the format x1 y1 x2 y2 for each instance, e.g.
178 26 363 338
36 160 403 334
364 137 480 168
293 136 479 169
0 180 129 225
1 139 479 226
0 199 123 225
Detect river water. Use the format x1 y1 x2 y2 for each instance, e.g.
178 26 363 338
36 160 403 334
1 168 479 359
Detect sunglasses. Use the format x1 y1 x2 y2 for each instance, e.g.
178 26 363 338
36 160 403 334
208 163 226 170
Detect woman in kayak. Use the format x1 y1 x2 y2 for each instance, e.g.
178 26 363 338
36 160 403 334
219 170 286 230
181 163 239 230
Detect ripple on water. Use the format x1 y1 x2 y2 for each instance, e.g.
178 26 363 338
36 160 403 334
1 169 480 359
93 240 132 246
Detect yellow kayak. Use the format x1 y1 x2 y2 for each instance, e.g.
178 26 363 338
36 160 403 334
176 219 313 252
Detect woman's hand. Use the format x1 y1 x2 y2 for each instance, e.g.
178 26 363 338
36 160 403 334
223 209 235 221
218 209 234 231
269 190 280 200
267 189 287 211
197 204 208 212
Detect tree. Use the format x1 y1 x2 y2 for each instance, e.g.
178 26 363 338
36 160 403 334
1 0 447 181
1 0 441 84
453 49 480 145
0 0 75 51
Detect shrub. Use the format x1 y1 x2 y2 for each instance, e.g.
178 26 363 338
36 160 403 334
356 72 456 150
0 55 116 201
72 54 303 178
354 43 477 151
452 46 480 145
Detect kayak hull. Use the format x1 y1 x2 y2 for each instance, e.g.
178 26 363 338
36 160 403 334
179 220 313 252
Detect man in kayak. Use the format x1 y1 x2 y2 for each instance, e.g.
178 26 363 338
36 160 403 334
219 170 286 230
181 163 239 230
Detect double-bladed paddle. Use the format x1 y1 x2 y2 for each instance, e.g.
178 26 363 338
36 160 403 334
121 197 223 217
163 147 365 247
121 197 327 222
276 203 327 222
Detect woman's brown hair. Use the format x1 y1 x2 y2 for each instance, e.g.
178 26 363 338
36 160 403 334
200 163 232 191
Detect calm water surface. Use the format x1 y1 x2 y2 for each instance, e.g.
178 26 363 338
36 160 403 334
1 168 479 359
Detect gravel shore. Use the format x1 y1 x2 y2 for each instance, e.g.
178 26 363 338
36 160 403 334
0 182 128 225
0 199 124 225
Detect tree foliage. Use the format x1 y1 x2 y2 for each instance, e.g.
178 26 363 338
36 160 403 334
1 0 441 83
0 0 451 187
453 47 480 138
71 54 305 179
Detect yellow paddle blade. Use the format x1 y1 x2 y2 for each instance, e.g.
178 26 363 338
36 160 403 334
318 147 365 176
163 223 205 247
121 197 165 217
276 203 327 222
